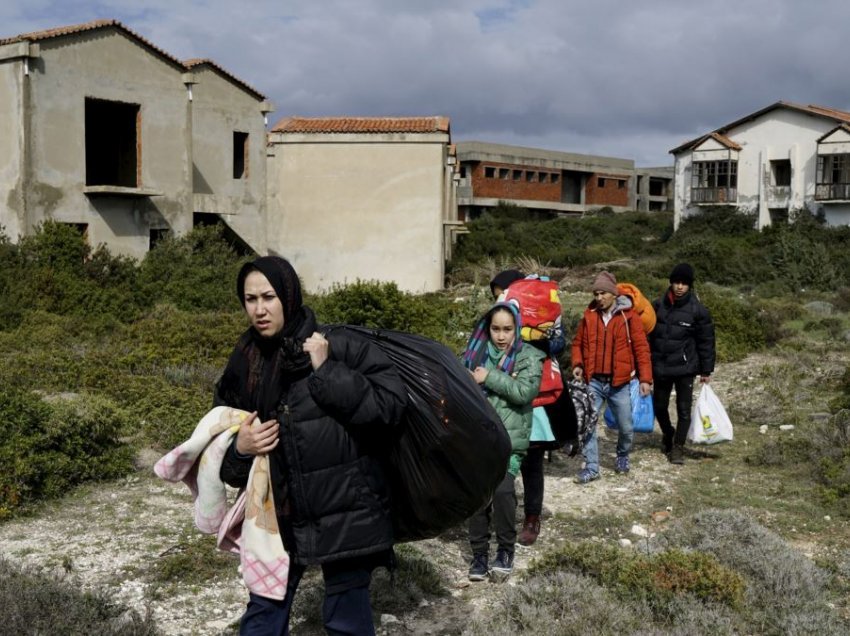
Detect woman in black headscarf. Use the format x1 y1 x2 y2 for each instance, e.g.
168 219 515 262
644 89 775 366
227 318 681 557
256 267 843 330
216 256 406 635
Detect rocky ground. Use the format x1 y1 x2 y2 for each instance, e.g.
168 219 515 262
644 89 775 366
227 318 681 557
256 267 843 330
0 354 822 635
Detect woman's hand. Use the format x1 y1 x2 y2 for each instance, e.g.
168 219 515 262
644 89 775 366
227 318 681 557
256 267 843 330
303 332 329 370
234 412 279 456
572 366 583 381
472 366 489 384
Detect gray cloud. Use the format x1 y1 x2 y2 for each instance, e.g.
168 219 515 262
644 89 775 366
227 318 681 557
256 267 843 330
4 0 850 165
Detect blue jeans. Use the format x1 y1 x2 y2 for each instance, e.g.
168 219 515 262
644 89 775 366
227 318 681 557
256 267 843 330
581 378 634 475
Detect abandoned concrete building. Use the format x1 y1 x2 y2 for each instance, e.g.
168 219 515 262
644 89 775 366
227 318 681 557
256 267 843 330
0 19 271 260
455 141 673 219
267 116 461 293
1 18 680 293
671 100 850 229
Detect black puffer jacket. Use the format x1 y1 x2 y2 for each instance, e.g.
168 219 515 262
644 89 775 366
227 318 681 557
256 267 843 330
649 289 716 378
217 315 406 566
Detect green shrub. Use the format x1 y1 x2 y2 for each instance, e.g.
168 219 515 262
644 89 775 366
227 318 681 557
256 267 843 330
310 280 478 349
137 224 249 312
0 390 134 518
810 410 850 513
529 542 745 608
698 286 767 362
0 557 160 635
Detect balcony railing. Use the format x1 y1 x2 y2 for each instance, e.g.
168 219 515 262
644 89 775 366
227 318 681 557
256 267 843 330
815 183 850 201
691 187 737 204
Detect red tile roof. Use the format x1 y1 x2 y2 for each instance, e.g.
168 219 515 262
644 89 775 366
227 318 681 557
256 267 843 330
0 19 185 70
670 100 850 154
1 20 265 99
183 58 266 100
271 116 451 134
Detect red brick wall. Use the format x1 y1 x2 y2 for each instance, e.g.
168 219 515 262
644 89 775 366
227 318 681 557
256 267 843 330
468 161 561 202
585 173 629 207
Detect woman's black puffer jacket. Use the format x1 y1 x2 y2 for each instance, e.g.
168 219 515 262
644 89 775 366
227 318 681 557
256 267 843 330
649 289 716 379
217 318 406 566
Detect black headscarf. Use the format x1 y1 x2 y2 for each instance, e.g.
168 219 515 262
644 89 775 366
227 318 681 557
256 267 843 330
219 256 315 419
489 269 525 298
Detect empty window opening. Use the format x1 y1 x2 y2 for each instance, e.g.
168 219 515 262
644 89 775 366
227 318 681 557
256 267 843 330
618 180 626 189
484 166 496 178
597 177 605 187
649 178 666 196
512 170 523 181
769 207 789 224
85 98 139 187
459 166 468 178
498 168 509 179
551 173 560 184
149 228 169 250
771 159 791 186
538 173 548 183
526 172 537 182
233 132 249 179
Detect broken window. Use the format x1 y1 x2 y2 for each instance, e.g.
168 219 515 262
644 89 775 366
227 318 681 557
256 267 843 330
85 98 139 187
233 132 249 179
770 160 791 186
816 154 850 199
691 160 738 203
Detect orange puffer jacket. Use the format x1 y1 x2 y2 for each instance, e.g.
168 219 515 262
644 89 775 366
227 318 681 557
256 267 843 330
571 295 653 387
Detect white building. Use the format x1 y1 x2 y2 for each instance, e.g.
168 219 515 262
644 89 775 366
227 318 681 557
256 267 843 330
670 101 850 229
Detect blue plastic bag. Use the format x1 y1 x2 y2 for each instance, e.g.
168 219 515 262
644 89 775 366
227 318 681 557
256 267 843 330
603 378 654 433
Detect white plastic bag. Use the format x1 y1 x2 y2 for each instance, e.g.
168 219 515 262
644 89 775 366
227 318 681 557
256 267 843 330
688 384 733 444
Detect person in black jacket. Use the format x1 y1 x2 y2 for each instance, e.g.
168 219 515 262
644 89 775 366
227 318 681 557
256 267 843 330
217 256 406 635
649 263 716 464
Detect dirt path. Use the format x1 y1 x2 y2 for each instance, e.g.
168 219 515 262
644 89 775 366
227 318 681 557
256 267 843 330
0 355 774 635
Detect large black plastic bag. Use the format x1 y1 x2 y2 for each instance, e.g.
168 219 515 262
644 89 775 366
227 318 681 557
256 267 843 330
338 325 511 542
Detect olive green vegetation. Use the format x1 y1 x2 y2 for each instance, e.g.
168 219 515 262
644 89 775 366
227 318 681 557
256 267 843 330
0 556 161 635
1 208 849 633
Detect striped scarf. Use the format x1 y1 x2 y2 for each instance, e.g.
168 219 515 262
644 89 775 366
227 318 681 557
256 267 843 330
462 301 523 374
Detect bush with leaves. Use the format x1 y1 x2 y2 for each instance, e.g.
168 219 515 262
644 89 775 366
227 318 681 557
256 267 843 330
0 390 134 518
137 224 250 312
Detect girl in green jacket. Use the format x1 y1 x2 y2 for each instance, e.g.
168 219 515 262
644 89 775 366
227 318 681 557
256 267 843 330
462 301 544 581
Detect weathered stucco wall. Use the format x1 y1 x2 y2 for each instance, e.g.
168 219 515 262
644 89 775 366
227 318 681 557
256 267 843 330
0 52 24 240
267 137 448 293
17 29 192 260
190 65 268 253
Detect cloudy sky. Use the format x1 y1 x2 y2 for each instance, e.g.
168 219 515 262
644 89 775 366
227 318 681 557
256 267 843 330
4 0 850 166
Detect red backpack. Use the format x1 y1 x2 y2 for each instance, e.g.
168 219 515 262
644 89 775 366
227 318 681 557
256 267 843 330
504 277 564 407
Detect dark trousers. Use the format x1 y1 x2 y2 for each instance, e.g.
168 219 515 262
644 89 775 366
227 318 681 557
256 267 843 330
239 559 375 636
653 375 695 446
469 473 517 555
520 446 545 517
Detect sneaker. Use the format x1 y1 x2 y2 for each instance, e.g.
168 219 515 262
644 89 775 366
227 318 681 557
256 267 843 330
574 468 600 484
670 445 685 465
468 553 489 581
517 514 541 546
615 455 630 474
491 549 514 580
